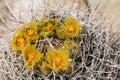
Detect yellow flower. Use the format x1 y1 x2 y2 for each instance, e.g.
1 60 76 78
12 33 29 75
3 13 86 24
38 18 60 36
23 45 43 68
47 48 69 72
20 20 39 42
64 17 82 38
24 27 39 41
11 28 28 52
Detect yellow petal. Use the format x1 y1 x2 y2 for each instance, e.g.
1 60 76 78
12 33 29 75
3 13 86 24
64 17 82 38
24 27 39 41
47 48 69 72
27 20 37 27
38 18 60 36
11 28 28 52
23 45 43 68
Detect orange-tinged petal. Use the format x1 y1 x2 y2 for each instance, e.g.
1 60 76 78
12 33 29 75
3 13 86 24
47 23 53 32
68 25 76 34
11 28 28 52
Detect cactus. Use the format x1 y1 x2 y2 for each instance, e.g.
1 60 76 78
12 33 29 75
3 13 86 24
0 0 120 80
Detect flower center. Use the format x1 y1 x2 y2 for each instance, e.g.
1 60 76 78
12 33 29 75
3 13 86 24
27 28 35 37
54 57 63 67
69 25 76 34
47 23 53 31
28 52 36 62
16 37 27 47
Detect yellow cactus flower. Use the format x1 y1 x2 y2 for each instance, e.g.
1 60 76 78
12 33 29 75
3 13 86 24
23 46 43 68
38 18 60 36
47 48 69 72
39 18 60 28
64 17 82 38
11 36 27 52
20 20 39 42
11 28 28 52
24 27 38 41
